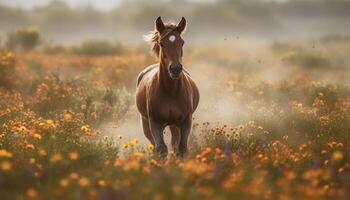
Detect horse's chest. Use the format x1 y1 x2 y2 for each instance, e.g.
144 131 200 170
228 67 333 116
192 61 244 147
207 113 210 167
149 96 191 124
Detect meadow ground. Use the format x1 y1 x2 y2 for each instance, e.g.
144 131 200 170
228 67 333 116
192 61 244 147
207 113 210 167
0 38 350 200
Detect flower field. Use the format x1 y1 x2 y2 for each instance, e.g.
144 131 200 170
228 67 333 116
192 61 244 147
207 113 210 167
0 40 350 200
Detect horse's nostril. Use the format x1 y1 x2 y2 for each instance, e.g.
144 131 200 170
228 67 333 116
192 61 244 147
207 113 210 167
170 64 183 74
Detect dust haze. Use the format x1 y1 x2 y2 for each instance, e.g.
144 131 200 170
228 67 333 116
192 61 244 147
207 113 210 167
103 37 350 145
1 0 350 145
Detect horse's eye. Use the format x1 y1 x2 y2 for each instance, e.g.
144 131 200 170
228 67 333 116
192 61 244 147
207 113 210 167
160 43 164 47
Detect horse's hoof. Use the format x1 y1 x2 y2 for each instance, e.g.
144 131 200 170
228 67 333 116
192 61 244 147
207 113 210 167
154 146 168 158
177 149 188 158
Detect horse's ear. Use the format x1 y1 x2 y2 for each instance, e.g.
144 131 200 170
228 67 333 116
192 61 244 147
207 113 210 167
155 16 165 34
177 17 187 34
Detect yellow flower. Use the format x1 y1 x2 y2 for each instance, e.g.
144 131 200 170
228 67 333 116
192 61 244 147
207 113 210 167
63 113 73 122
147 144 154 151
122 143 129 149
60 178 70 187
143 166 151 175
44 119 56 129
338 167 345 173
98 180 107 187
319 116 330 126
0 149 13 158
26 188 38 199
153 193 164 200
114 159 123 167
50 153 63 162
69 172 79 180
117 134 123 139
69 152 79 161
336 143 344 148
33 133 42 140
129 139 139 147
201 147 212 157
1 161 12 171
18 125 27 132
284 170 296 180
332 151 343 162
79 177 90 187
150 159 160 167
81 125 90 132
29 158 36 164
133 152 145 159
38 149 47 156
180 160 210 176
123 159 140 171
80 105 87 110
26 143 35 150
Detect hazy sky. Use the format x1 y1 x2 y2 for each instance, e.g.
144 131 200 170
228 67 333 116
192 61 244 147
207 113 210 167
0 0 123 11
0 0 288 11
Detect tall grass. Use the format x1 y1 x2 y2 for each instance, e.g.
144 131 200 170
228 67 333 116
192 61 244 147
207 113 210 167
0 40 349 199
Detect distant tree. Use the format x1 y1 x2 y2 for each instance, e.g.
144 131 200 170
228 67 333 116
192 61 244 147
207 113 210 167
71 40 124 56
5 28 40 52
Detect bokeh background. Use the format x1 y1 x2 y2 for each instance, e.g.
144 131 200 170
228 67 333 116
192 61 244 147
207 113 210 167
1 1 350 199
1 0 350 43
1 0 350 141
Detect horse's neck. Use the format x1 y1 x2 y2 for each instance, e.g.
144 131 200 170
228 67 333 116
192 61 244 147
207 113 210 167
158 62 183 93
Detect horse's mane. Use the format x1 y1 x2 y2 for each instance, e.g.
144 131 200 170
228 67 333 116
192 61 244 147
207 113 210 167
143 23 177 58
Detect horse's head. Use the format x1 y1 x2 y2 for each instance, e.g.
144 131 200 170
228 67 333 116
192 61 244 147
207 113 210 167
155 17 186 79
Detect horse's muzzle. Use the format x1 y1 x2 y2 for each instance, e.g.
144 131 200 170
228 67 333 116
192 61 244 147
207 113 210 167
169 64 183 78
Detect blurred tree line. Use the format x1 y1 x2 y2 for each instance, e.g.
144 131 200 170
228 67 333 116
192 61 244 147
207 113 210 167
0 0 349 43
0 27 126 56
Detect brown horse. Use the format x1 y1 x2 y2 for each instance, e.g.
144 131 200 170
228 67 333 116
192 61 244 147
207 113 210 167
136 17 199 157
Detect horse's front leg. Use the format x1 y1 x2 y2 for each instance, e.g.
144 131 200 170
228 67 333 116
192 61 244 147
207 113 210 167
178 115 192 157
149 118 167 156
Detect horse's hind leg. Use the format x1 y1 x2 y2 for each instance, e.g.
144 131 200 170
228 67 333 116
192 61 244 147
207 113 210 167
169 125 181 154
141 116 154 145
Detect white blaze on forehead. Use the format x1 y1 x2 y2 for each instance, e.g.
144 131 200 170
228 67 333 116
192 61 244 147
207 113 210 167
169 35 176 42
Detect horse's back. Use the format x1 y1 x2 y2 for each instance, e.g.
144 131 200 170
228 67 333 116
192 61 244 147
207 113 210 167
137 64 158 86
136 64 159 118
